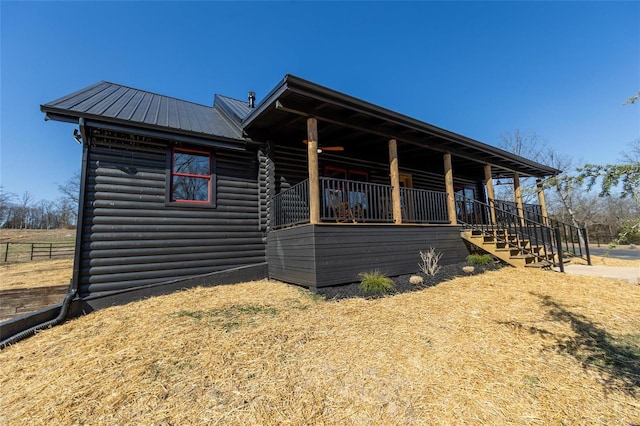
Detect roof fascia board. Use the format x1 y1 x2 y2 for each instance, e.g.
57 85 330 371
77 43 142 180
41 106 247 150
84 119 246 151
241 76 290 127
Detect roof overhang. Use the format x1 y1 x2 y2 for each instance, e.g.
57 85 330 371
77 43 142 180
42 107 247 152
242 74 560 178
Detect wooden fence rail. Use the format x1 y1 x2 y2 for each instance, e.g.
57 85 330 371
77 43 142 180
2 242 75 262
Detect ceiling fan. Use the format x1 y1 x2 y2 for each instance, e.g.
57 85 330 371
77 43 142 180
302 140 344 153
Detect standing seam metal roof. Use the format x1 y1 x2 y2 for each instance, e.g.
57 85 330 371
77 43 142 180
41 81 245 141
214 94 252 122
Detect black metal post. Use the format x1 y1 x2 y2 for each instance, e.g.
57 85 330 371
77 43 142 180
4 243 9 262
555 228 564 273
582 227 592 266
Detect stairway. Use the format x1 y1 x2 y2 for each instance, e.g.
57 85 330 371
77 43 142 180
460 228 557 268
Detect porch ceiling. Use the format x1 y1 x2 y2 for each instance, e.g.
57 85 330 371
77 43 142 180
242 75 560 178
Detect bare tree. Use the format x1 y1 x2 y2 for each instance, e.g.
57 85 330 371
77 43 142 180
57 171 80 224
496 130 552 203
0 186 17 227
57 171 80 206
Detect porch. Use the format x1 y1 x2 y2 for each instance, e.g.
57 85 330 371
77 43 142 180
244 75 571 288
267 175 591 288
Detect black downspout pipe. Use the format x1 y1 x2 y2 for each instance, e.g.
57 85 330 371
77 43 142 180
0 119 89 350
0 287 77 349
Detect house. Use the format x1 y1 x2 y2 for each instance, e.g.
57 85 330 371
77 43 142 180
38 74 570 312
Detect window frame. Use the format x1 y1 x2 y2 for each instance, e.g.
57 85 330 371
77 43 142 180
323 165 369 182
166 146 217 208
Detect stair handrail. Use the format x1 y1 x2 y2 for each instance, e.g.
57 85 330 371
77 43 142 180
546 217 591 265
490 198 591 265
457 196 564 269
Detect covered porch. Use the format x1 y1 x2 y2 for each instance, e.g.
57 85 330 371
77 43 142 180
241 75 561 288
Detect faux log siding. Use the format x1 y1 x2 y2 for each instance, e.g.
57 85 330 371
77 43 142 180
258 142 276 234
79 135 264 295
267 224 469 288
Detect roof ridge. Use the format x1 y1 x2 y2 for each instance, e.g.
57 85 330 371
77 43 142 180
215 93 250 105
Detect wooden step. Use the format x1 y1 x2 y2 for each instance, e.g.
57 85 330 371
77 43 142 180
460 228 559 270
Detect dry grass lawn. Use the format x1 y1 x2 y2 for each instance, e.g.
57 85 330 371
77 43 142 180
0 229 76 243
1 268 638 425
0 258 73 290
0 229 74 289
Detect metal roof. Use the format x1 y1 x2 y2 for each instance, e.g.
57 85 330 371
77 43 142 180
214 94 252 123
41 81 245 142
41 77 561 177
243 74 561 178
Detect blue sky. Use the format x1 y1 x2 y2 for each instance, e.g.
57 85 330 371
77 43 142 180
1 1 638 202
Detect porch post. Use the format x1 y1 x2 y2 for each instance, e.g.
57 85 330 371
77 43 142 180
513 172 525 226
444 152 457 225
307 118 320 224
388 139 402 224
484 164 496 225
536 178 549 225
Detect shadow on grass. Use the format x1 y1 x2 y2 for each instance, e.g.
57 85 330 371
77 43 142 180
531 293 640 396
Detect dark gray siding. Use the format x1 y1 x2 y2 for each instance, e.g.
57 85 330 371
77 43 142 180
267 224 469 288
79 128 265 296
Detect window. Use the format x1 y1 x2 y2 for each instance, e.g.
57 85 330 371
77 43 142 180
169 147 214 205
323 165 369 182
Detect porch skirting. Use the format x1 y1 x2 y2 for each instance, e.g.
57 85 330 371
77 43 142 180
267 224 470 289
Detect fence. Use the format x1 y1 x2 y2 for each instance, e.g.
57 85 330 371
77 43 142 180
2 242 75 262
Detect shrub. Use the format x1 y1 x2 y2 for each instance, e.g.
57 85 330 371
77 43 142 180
418 247 443 276
409 275 424 285
358 270 395 293
466 253 493 265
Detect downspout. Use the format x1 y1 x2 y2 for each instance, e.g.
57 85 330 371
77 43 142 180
0 119 89 349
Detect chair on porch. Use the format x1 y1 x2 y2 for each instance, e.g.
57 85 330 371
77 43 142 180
328 189 357 223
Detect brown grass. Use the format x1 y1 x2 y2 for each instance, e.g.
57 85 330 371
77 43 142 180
0 258 73 290
0 229 74 289
1 269 639 425
572 254 640 268
0 228 76 243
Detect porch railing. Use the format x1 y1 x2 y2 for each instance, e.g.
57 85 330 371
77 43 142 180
401 187 449 223
320 177 395 222
271 180 309 229
271 178 451 228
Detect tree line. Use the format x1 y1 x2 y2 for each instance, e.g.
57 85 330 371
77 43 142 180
1 173 79 229
496 131 640 244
